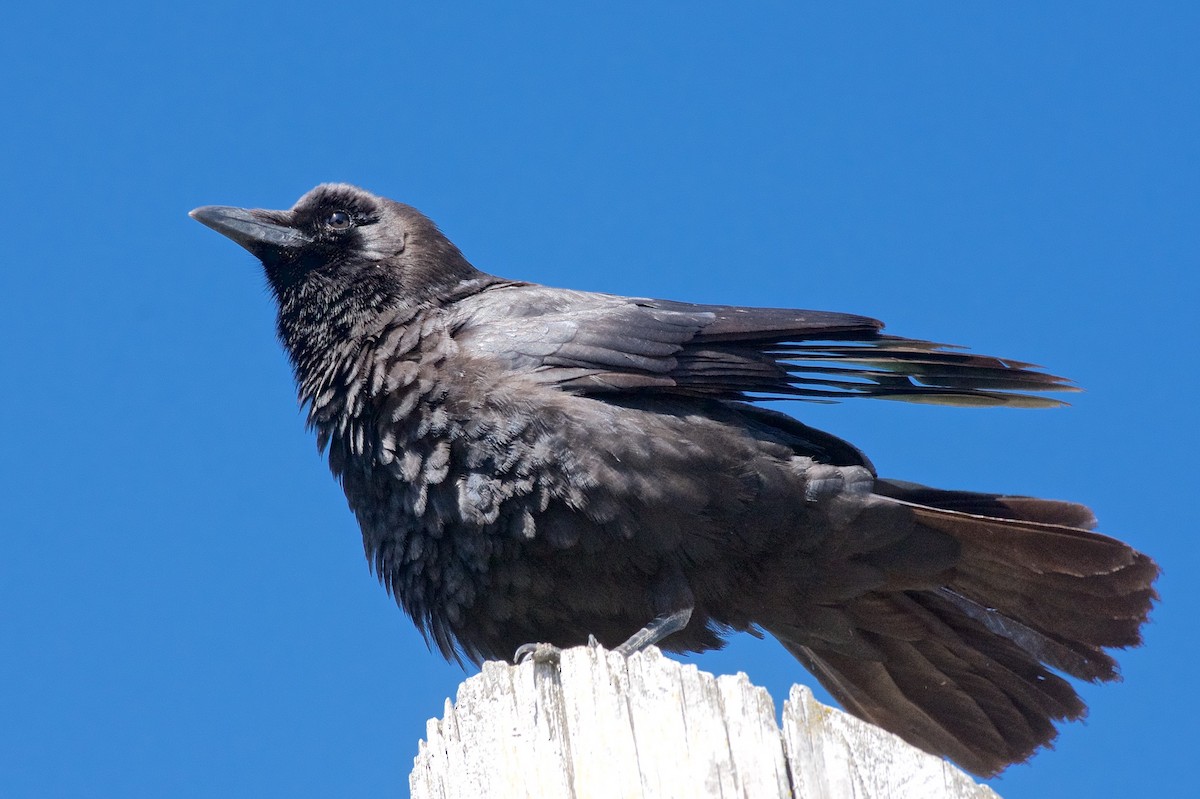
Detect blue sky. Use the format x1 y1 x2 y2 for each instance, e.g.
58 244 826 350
1 3 1195 796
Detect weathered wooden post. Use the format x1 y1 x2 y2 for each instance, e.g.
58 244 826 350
410 646 1000 799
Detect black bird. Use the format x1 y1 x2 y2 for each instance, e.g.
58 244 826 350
191 183 1157 776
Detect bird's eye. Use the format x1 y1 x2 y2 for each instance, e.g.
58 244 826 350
326 210 353 231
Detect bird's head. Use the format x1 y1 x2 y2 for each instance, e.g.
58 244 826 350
190 183 488 312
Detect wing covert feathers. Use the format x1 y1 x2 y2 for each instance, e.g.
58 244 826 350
454 289 1077 406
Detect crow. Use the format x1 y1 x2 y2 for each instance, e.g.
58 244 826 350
191 183 1157 776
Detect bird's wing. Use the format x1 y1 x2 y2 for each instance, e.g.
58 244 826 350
451 285 1075 407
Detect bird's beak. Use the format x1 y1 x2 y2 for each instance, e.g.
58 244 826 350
189 205 313 253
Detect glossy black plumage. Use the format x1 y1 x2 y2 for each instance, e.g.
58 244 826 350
191 183 1157 776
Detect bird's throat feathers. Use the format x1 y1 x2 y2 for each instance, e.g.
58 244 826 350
275 263 407 368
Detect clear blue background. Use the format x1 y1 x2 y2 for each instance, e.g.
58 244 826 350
1 3 1194 796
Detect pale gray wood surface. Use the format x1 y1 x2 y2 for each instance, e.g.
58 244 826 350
410 646 1001 799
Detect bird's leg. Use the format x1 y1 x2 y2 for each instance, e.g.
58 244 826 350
614 565 694 655
613 606 693 655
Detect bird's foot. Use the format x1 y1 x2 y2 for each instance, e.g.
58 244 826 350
514 635 603 664
514 642 563 664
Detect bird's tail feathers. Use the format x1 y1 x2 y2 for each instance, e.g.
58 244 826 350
768 481 1158 776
